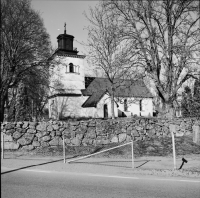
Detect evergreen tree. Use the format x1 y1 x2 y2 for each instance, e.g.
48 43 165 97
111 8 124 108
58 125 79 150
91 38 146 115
181 86 192 117
15 83 31 121
192 79 200 116
181 79 200 117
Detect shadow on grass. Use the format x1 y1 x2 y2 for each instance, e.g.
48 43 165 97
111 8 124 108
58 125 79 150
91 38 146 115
1 156 76 175
68 160 154 169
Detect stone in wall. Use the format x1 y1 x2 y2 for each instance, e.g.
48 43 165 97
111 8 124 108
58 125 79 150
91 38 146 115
131 130 139 137
59 128 65 132
41 142 49 147
16 122 23 128
52 124 59 130
24 133 35 143
22 145 34 151
148 129 156 138
64 138 71 145
22 122 29 128
82 138 89 146
169 124 184 137
16 128 26 133
36 122 47 131
4 142 20 150
55 131 61 136
5 129 15 135
41 136 51 142
86 127 96 139
32 141 40 147
118 133 126 142
50 131 56 137
27 129 36 134
29 122 37 129
88 121 96 127
13 132 23 140
93 138 110 145
111 136 118 143
5 123 15 130
47 125 54 132
126 135 132 142
162 126 169 135
49 137 61 146
36 131 49 138
71 137 81 146
126 126 132 135
77 125 87 134
17 137 30 146
3 134 13 141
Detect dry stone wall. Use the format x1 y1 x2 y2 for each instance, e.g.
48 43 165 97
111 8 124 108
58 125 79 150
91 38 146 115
1 117 200 150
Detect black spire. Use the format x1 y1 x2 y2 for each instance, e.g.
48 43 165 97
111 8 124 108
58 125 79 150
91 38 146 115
64 22 66 34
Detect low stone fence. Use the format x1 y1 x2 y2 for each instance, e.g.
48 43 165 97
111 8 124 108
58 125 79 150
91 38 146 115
1 117 200 150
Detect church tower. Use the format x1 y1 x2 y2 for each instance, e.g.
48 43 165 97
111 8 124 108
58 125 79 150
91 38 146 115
48 24 86 119
50 23 86 95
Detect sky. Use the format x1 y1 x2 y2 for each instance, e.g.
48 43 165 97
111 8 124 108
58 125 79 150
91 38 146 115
31 0 98 56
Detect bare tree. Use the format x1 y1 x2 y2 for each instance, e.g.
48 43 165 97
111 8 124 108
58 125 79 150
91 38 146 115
85 2 142 119
0 0 52 122
105 0 200 118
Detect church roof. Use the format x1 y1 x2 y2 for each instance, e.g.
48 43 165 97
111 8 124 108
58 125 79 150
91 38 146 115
81 78 153 108
82 90 106 107
54 49 86 59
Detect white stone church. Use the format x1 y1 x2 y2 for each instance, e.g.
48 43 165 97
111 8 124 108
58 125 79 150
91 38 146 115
48 28 154 119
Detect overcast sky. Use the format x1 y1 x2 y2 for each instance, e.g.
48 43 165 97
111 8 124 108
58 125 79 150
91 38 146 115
31 0 98 55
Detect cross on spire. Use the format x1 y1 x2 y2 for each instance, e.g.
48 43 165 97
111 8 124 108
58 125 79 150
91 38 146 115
64 22 66 34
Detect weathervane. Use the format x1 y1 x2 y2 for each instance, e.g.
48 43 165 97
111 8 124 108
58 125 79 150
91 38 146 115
64 22 66 34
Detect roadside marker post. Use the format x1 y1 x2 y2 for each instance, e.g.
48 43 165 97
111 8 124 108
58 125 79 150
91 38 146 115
63 135 66 164
1 132 4 159
131 140 134 169
171 131 176 170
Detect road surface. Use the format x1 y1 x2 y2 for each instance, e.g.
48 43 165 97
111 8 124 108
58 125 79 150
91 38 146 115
1 168 200 198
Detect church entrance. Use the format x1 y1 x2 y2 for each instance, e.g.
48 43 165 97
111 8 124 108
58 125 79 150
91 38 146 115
104 104 108 118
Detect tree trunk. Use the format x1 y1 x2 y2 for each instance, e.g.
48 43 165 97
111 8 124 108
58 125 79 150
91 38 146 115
0 93 6 123
111 87 115 119
159 102 175 119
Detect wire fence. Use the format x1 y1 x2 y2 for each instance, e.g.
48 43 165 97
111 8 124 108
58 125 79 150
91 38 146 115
64 140 135 169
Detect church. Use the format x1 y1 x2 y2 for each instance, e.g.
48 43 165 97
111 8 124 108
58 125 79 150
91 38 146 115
48 26 154 119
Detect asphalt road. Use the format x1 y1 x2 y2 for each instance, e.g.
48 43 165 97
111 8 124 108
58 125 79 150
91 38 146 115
1 168 200 198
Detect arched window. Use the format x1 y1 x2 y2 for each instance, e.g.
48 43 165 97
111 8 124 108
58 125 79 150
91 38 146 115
104 104 108 118
69 63 74 73
124 99 128 111
139 99 143 111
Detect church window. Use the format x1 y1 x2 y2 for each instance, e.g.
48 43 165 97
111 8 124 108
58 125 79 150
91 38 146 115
69 63 74 73
139 99 143 111
124 99 128 111
66 63 80 74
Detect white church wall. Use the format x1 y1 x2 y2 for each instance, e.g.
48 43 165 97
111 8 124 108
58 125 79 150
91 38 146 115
96 94 118 118
140 98 153 117
48 95 153 120
117 97 153 117
49 96 84 119
49 95 100 119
